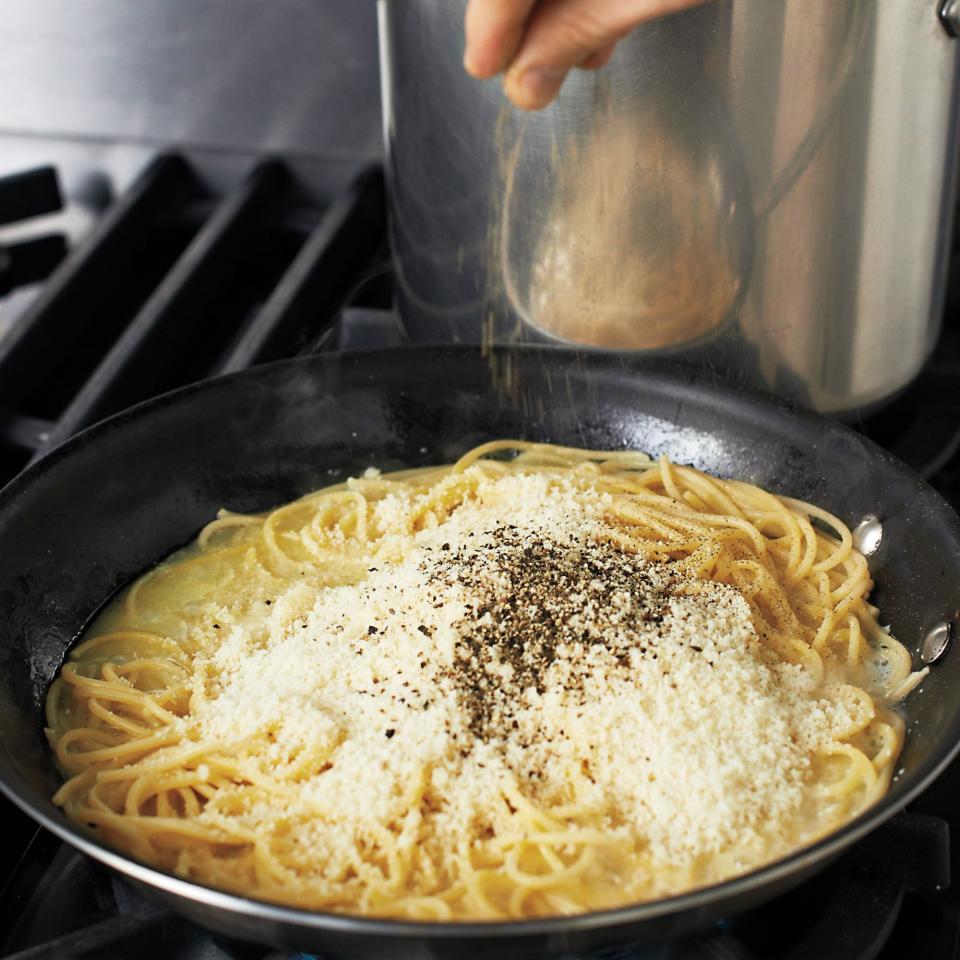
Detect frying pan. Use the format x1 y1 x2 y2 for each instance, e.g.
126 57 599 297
0 345 957 959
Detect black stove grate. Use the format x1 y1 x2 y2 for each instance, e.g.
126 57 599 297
0 154 385 478
0 155 957 960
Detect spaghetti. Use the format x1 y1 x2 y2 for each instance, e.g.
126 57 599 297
46 442 925 920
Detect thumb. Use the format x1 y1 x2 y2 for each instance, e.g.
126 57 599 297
504 0 703 110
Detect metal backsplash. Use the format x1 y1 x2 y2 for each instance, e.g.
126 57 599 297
0 0 383 200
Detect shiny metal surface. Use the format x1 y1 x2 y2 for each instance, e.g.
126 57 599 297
942 0 960 37
381 0 960 412
0 0 380 163
922 622 953 664
852 515 883 556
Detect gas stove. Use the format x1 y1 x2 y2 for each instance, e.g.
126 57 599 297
0 153 957 960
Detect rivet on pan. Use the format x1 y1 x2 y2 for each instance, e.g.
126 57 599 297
941 0 960 37
852 515 883 556
921 622 953 665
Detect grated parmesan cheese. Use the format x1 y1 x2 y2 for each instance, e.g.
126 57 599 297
186 472 859 872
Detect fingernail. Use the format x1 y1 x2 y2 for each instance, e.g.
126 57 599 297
463 49 481 77
513 66 566 108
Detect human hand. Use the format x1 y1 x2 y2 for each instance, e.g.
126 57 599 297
463 0 707 110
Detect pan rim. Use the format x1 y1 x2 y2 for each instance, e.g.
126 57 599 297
0 342 957 940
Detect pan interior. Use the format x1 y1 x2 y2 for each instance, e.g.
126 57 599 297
0 345 957 937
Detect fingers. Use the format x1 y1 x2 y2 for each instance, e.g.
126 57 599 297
464 0 540 79
579 43 616 71
500 0 706 110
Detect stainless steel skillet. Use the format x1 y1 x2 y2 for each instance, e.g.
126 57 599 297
0 345 956 959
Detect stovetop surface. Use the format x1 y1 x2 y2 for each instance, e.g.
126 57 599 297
0 154 957 960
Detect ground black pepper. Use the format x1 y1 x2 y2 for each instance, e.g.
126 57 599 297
428 526 682 742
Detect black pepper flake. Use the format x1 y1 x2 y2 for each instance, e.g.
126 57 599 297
438 526 680 743
385 729 396 739
368 625 378 635
417 625 432 637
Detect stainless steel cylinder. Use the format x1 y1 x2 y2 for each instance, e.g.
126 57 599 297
379 0 960 413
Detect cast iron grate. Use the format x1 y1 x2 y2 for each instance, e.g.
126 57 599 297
0 154 386 482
